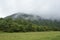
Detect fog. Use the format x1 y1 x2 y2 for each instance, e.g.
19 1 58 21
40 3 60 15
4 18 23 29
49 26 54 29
0 0 60 19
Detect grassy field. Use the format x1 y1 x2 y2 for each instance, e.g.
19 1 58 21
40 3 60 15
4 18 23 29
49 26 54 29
0 31 60 40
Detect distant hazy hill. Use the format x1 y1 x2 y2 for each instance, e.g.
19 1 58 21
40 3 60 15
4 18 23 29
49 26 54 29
0 12 60 32
5 12 60 25
5 13 42 21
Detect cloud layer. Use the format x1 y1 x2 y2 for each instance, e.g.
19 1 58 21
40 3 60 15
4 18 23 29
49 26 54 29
0 0 60 19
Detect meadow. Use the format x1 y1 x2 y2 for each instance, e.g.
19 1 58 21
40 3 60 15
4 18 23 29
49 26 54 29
0 31 60 40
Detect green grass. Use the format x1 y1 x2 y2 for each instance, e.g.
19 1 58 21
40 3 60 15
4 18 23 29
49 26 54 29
0 31 60 40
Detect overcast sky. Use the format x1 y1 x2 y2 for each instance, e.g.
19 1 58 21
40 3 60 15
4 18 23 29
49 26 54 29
0 0 60 19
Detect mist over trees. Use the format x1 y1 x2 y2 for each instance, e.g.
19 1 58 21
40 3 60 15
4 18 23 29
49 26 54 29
0 17 60 32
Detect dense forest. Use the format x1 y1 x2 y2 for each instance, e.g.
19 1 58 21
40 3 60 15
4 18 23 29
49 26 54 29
0 17 60 32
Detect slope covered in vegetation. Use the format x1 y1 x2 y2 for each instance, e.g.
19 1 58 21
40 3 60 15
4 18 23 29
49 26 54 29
0 17 60 32
0 13 60 32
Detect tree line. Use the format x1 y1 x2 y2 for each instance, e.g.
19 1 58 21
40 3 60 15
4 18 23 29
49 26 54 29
0 18 60 32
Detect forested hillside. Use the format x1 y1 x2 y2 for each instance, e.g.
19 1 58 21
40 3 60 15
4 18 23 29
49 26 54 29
0 13 60 32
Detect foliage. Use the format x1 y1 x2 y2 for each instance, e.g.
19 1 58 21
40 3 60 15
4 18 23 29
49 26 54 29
0 18 60 32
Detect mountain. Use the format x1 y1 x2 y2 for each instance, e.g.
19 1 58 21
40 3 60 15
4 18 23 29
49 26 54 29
5 13 42 21
5 12 60 25
0 12 60 32
5 12 60 26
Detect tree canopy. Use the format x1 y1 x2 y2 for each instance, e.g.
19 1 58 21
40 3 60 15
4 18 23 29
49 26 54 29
0 18 60 32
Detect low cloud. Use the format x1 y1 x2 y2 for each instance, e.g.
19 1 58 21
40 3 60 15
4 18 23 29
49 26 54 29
0 0 60 19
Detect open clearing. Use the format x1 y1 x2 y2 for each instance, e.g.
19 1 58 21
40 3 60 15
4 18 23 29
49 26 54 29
0 31 60 40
